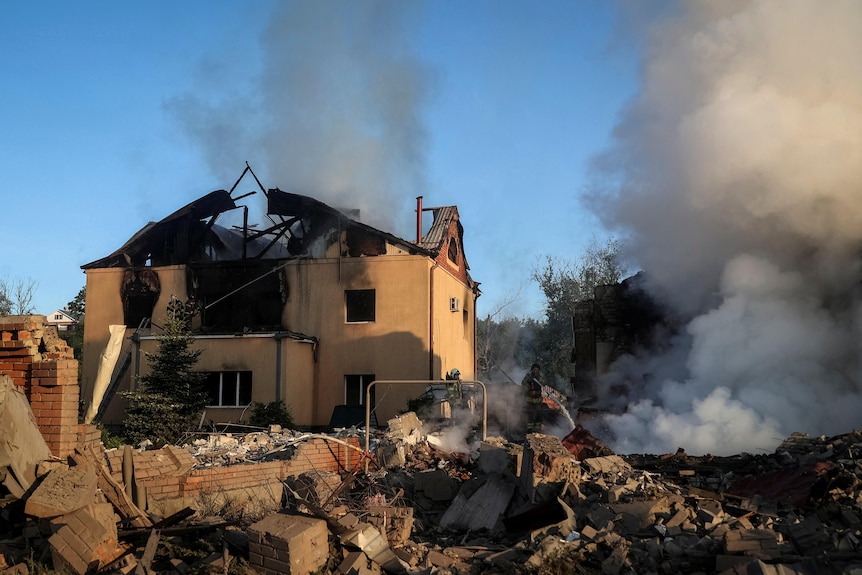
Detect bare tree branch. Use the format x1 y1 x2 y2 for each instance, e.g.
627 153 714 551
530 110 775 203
0 277 38 315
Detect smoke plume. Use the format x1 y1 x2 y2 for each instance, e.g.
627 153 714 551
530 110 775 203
168 0 432 233
587 1 862 455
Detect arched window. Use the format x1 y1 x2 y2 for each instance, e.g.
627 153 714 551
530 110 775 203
447 237 459 264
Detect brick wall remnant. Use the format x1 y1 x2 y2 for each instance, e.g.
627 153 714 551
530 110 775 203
0 315 79 457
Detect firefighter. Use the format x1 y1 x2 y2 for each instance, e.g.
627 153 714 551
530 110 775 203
521 363 544 432
445 368 464 411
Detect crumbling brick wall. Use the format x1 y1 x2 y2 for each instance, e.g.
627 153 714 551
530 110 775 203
126 437 362 506
0 315 79 457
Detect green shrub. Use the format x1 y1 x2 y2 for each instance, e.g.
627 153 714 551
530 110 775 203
95 422 124 449
248 400 295 429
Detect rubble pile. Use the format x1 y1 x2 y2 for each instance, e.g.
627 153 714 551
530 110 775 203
2 408 862 575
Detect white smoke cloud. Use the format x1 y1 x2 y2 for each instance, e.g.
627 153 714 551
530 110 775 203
587 1 862 455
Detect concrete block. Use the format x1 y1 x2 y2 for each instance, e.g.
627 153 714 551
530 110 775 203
367 506 414 546
25 464 97 519
695 499 724 527
338 512 360 530
666 508 690 527
583 455 632 475
339 523 407 574
247 513 329 575
375 442 405 469
337 550 380 575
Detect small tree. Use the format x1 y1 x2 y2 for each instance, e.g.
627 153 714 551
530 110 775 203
62 287 86 385
122 297 208 446
0 277 38 315
0 288 10 316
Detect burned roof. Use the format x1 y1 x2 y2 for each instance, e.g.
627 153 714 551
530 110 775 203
81 186 451 270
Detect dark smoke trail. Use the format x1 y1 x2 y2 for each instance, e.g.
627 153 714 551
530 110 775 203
168 0 432 233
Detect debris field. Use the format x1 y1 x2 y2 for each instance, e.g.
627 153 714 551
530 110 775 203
2 401 862 575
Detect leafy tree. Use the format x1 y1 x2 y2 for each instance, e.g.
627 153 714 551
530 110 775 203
530 237 627 390
0 277 38 315
62 287 86 368
67 286 86 321
122 297 208 446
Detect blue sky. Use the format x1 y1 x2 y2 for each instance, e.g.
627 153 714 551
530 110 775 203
1 1 635 318
6 2 862 454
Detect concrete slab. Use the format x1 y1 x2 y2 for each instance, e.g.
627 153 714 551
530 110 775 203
25 464 97 519
439 476 515 532
0 376 52 493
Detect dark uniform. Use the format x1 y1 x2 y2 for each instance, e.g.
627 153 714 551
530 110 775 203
522 363 544 432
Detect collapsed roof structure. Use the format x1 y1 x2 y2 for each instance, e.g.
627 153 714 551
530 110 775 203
79 167 479 429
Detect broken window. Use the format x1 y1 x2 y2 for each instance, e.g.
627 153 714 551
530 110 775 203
191 262 284 332
345 289 375 323
345 374 376 406
203 371 252 407
121 269 160 328
345 227 386 256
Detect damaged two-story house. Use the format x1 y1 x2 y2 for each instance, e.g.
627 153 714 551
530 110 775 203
80 174 479 430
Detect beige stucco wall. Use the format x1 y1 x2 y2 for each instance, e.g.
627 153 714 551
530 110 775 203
284 255 436 424
83 248 477 430
431 264 476 380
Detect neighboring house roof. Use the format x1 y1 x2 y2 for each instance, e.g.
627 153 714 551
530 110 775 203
46 309 77 323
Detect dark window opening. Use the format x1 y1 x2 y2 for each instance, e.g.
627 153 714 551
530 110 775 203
463 308 469 339
122 269 160 327
203 371 253 407
448 238 459 264
192 262 284 332
345 374 376 406
345 227 386 256
346 289 375 323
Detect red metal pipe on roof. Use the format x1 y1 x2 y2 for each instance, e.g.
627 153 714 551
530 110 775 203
416 196 423 243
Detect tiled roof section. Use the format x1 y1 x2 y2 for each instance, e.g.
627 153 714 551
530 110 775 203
417 206 458 253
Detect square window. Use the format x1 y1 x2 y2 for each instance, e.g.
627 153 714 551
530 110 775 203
345 374 376 406
346 289 375 323
203 371 252 406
